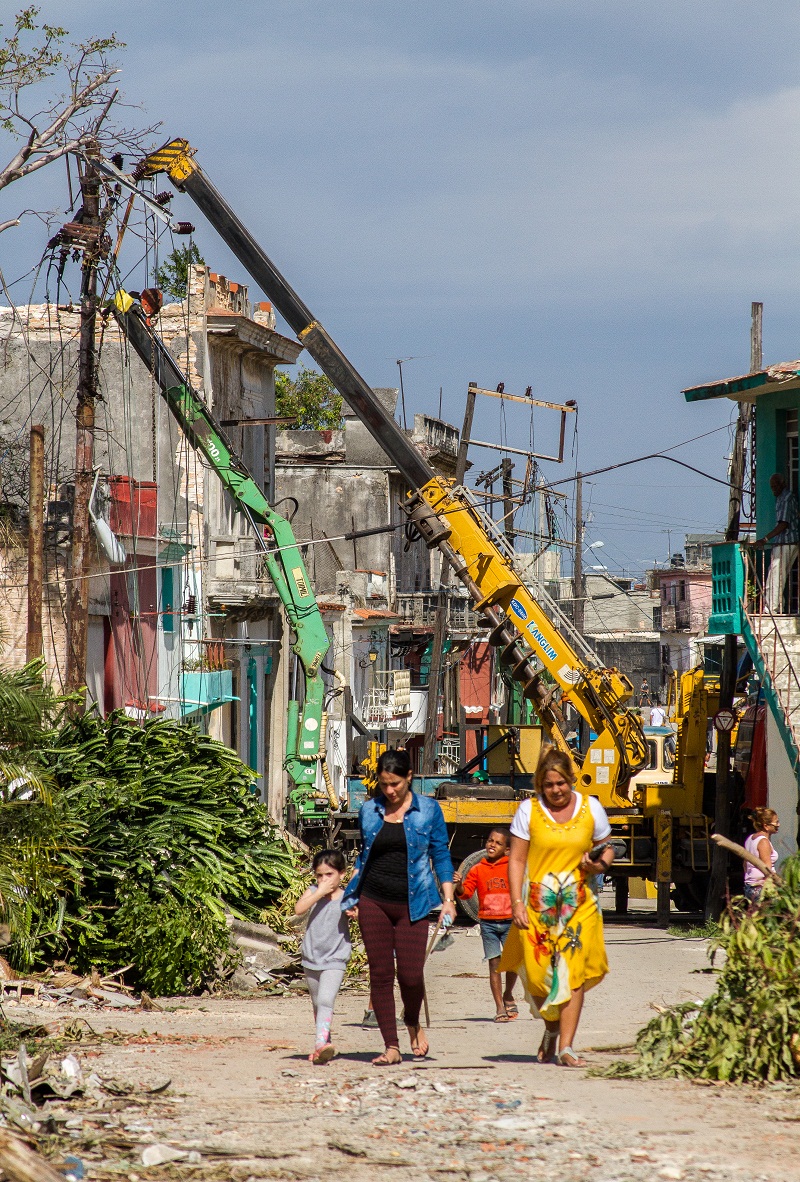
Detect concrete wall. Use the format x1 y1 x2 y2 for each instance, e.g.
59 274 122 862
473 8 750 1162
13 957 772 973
0 304 185 699
765 707 799 862
755 387 800 531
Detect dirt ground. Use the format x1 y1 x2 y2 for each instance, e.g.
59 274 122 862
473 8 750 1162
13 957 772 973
7 902 800 1182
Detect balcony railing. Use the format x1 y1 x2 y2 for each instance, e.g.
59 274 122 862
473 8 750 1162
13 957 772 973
395 591 481 631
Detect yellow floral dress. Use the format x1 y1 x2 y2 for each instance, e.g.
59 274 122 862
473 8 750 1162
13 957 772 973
499 795 608 1020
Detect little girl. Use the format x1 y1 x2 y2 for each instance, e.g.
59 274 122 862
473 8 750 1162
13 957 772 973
295 848 352 1064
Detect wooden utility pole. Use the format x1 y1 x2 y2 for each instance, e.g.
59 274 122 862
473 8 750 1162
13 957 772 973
573 472 584 634
706 303 759 919
422 382 477 774
26 424 45 661
501 458 515 545
65 146 102 699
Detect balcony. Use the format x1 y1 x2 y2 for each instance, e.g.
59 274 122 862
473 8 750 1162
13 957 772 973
655 602 690 631
206 537 281 609
395 591 481 632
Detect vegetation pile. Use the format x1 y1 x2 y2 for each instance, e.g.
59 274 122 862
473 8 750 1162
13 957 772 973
603 856 800 1083
0 663 297 995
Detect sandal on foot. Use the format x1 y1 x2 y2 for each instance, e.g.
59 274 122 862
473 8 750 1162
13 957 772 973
372 1048 402 1066
559 1045 586 1068
537 1029 559 1063
494 1012 512 1023
406 1025 429 1058
504 1002 519 1019
309 1043 336 1064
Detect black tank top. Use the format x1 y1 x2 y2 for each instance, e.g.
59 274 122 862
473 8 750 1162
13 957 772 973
360 821 409 904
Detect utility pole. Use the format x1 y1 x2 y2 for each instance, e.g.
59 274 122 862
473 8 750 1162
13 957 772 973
26 424 45 662
422 381 476 774
573 472 584 634
65 145 102 700
501 458 515 545
706 303 759 919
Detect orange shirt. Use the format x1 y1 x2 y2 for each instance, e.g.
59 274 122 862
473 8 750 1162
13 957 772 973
460 855 512 920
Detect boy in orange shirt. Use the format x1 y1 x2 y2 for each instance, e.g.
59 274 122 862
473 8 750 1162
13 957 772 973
453 828 518 1021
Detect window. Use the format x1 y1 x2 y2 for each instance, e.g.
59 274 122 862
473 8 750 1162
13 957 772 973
645 740 658 770
663 735 676 769
787 408 798 493
679 581 686 602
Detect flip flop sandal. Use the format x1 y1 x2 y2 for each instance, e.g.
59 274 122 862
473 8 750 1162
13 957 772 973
537 1029 559 1063
558 1046 586 1068
407 1025 430 1056
311 1043 336 1064
494 1012 512 1022
504 1002 519 1019
372 1049 403 1066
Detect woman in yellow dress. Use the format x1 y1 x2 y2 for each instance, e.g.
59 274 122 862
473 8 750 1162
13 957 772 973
500 748 615 1067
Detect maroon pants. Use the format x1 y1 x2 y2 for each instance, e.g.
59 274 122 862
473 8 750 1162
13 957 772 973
358 894 429 1049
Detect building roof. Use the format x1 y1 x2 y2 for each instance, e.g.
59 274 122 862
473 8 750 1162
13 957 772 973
683 361 800 403
352 608 401 621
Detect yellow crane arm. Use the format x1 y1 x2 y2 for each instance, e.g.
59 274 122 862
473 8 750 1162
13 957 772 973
416 477 648 801
132 136 648 803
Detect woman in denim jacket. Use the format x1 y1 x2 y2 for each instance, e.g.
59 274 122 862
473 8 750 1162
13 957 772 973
342 748 455 1065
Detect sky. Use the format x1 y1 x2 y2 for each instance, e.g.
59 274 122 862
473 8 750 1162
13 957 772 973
3 0 800 577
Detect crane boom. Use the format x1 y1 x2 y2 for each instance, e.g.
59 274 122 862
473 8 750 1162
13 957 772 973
132 138 648 800
111 298 335 818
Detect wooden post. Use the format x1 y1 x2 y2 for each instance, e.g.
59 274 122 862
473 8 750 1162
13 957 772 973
65 147 101 700
705 307 755 919
573 472 584 634
501 457 515 545
422 382 477 775
751 301 763 374
26 424 45 662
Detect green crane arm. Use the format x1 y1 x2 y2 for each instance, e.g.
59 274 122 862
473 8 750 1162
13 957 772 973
111 301 332 806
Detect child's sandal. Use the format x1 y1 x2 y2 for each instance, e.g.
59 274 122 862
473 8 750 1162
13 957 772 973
493 1012 511 1022
504 1002 519 1019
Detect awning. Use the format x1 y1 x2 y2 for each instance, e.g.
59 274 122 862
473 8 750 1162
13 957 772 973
683 362 800 403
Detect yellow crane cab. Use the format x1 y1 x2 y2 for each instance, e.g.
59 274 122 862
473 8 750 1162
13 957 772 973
630 725 678 795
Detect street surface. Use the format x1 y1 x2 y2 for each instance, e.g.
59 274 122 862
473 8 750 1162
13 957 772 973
12 901 800 1182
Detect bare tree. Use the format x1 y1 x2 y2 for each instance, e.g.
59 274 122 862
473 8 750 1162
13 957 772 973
0 7 157 232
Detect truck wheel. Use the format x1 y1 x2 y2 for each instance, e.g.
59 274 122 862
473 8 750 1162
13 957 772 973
454 850 484 923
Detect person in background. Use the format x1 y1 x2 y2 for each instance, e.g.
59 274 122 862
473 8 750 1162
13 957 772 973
342 749 455 1065
757 473 800 613
295 849 352 1064
454 827 518 1022
744 807 780 902
500 748 614 1068
649 703 666 727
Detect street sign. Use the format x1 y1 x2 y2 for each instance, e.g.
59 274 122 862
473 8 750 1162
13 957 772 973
713 708 736 734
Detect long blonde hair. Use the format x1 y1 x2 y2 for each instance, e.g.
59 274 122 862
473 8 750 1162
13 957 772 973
534 747 576 796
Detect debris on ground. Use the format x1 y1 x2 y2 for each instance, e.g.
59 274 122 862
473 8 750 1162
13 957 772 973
602 854 800 1082
2 708 299 997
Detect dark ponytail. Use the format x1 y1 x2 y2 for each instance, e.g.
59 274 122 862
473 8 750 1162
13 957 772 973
376 748 412 778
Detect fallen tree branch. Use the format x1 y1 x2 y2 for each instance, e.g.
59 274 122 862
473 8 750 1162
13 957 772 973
710 833 781 883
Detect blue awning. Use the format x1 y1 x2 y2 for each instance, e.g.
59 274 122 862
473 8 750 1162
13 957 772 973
180 670 237 716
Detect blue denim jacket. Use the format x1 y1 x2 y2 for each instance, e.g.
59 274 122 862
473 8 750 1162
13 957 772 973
341 791 454 922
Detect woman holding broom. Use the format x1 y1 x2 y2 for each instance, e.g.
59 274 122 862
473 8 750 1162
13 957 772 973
500 747 615 1067
342 749 455 1065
